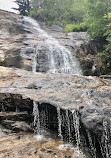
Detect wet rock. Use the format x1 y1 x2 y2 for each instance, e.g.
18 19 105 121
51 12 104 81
0 93 33 113
1 120 33 132
0 10 110 157
0 10 106 75
0 66 111 141
41 24 106 76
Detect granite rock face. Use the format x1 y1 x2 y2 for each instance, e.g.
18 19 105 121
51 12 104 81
0 66 111 141
0 10 106 75
41 24 106 76
0 10 110 157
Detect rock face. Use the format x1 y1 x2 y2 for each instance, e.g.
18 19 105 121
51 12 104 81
0 131 92 158
41 24 106 76
0 9 106 75
0 10 110 158
0 66 111 157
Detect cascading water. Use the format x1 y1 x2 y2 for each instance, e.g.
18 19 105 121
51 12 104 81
23 16 94 157
24 17 83 75
57 108 63 141
100 119 111 158
33 101 40 134
32 47 38 72
86 129 96 158
66 110 71 143
72 110 81 148
26 16 83 141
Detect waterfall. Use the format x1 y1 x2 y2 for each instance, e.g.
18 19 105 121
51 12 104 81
72 110 81 148
24 17 83 75
57 108 63 141
24 16 88 156
24 16 83 141
33 101 40 134
86 129 96 158
100 119 110 158
103 120 109 158
32 47 38 72
66 110 71 143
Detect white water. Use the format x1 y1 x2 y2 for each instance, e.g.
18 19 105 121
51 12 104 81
34 134 43 141
72 110 81 148
66 110 71 143
86 129 96 158
24 17 83 75
57 108 63 141
32 47 38 72
25 16 87 157
100 119 111 158
33 101 41 134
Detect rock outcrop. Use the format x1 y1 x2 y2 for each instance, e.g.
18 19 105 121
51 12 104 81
0 9 106 75
0 10 110 157
0 66 111 156
41 24 106 76
0 130 92 158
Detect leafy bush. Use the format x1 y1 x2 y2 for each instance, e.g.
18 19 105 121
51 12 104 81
30 0 86 25
63 23 87 33
29 10 37 18
44 19 58 25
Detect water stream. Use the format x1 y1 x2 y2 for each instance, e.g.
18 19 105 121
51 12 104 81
32 47 38 72
25 16 90 157
101 119 110 158
57 108 63 141
72 110 81 148
28 15 83 142
23 16 110 158
66 110 71 143
86 129 96 158
24 17 83 75
33 101 41 134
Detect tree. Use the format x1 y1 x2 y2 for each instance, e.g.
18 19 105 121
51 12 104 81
103 12 111 71
84 0 111 39
14 0 30 16
30 0 87 24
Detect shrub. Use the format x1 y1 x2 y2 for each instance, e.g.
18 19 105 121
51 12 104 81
63 23 87 33
29 10 37 18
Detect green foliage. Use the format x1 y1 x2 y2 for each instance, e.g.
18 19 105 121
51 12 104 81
103 11 111 70
63 23 87 33
29 9 37 18
45 19 58 25
84 0 110 39
30 0 86 24
97 51 111 69
14 0 30 16
97 52 107 58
